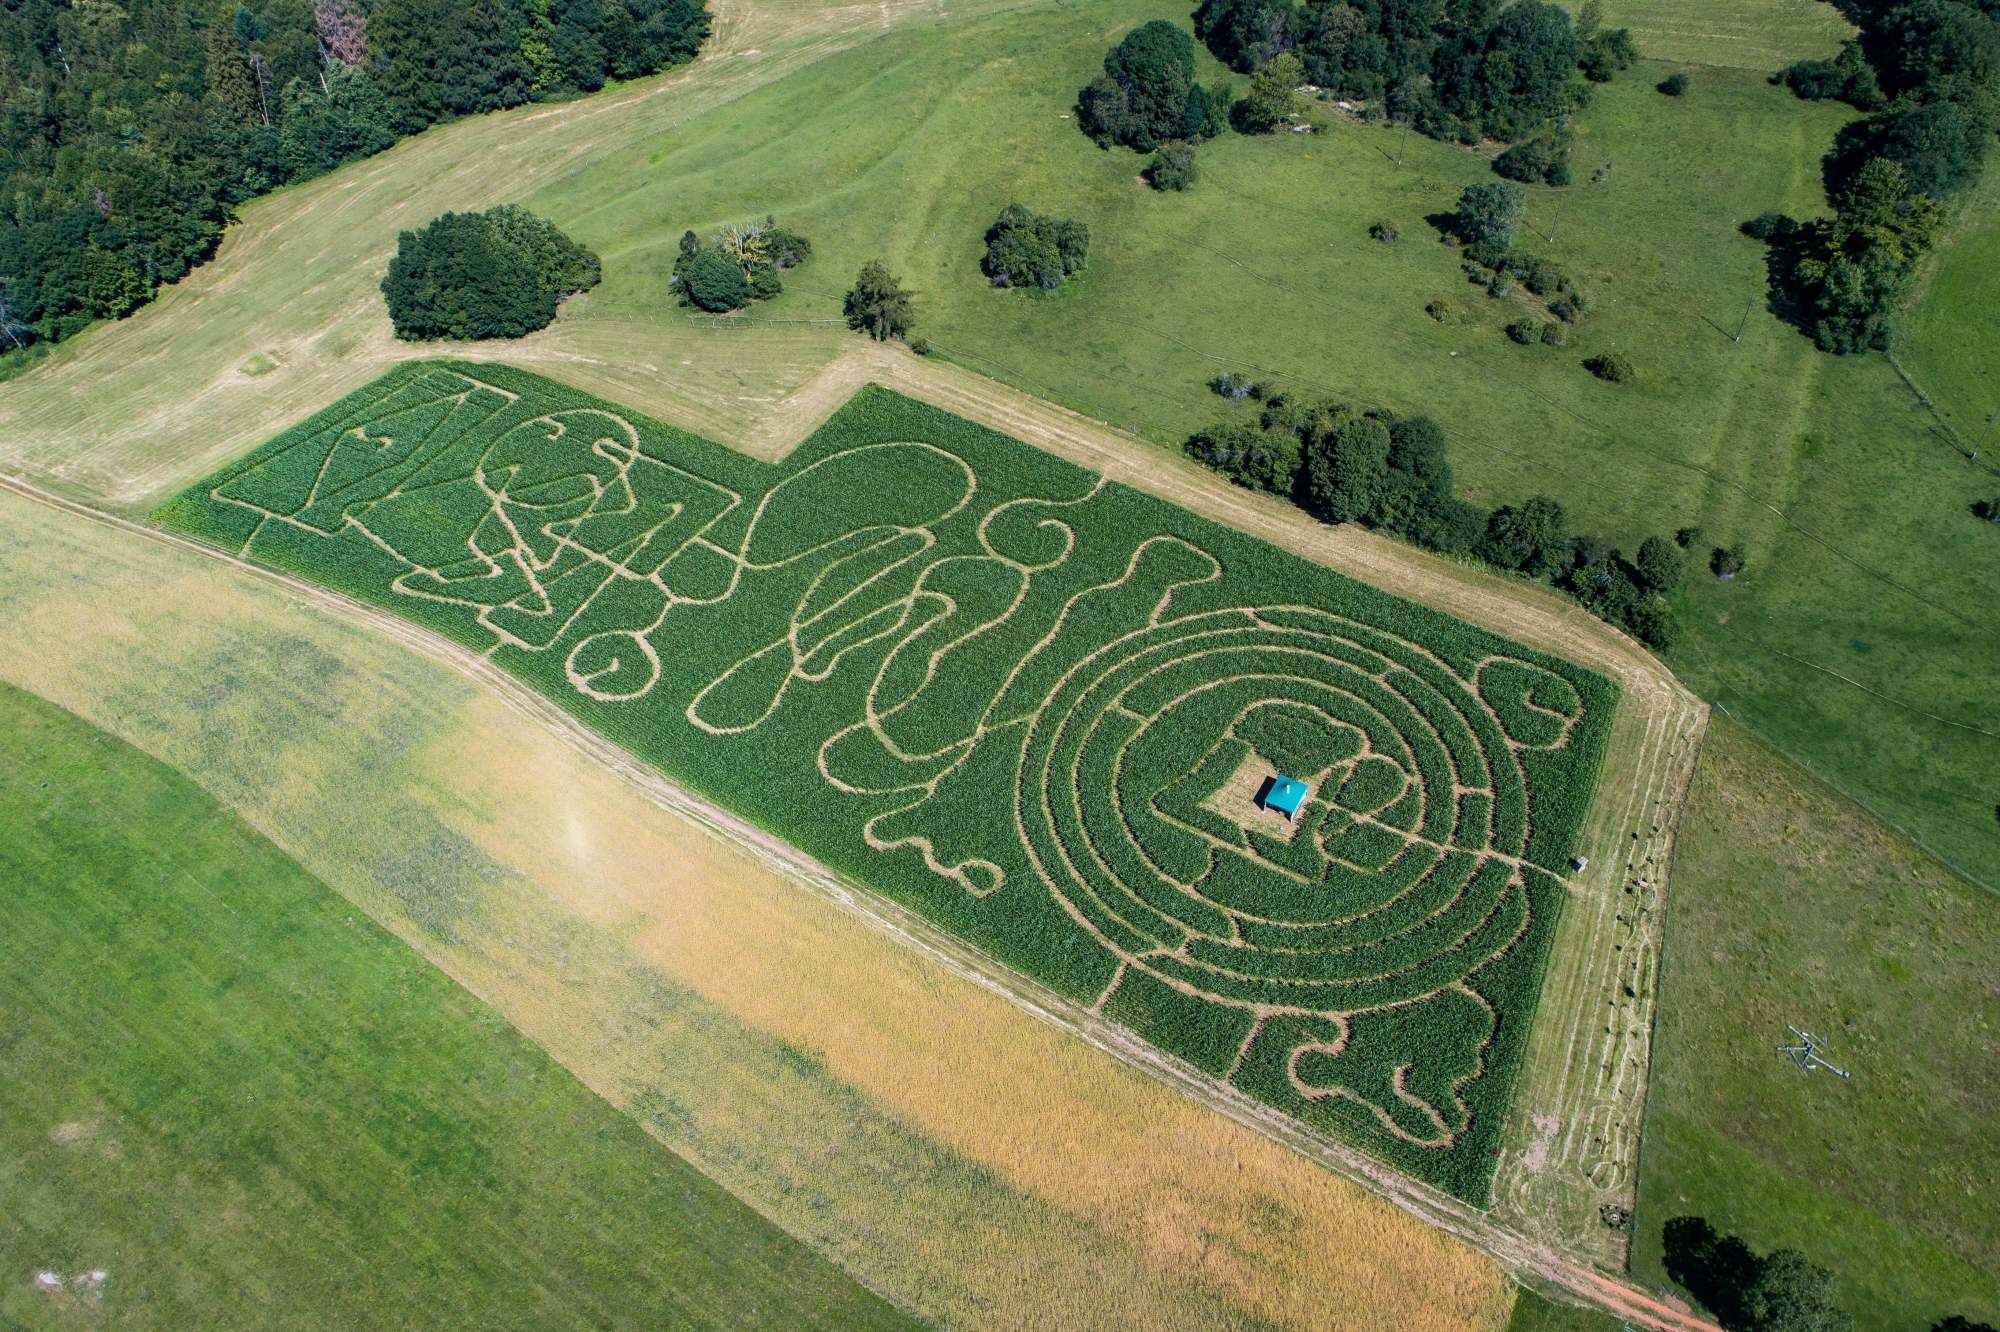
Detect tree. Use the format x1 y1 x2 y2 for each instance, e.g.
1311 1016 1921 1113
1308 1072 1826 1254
1080 20 1225 151
278 67 398 179
684 248 750 311
1741 1252 1852 1332
1236 52 1305 132
1480 494 1569 573
1712 542 1747 578
1659 71 1690 95
1453 181 1526 242
381 206 600 339
1387 416 1452 500
1151 141 1199 190
1778 40 1880 108
845 261 914 340
1579 27 1636 81
1185 420 1300 494
1635 534 1684 591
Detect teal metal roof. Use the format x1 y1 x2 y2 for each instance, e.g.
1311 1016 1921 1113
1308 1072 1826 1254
1265 775 1309 819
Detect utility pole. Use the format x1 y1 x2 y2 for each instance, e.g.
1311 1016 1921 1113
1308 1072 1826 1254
1396 123 1409 167
1547 191 1565 244
1975 408 1996 461
1734 295 1754 342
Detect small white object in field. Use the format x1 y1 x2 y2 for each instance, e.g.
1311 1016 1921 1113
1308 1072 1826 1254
1059 114 1070 119
34 1273 61 1290
1573 855 1589 871
1337 100 1357 110
1449 351 1458 357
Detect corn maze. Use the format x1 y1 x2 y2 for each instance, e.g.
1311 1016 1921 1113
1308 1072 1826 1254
157 361 1616 1202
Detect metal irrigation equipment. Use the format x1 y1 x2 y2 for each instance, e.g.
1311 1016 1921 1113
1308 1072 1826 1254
1777 1025 1850 1077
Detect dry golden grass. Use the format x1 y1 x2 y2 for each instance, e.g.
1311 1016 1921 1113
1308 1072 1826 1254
0 484 1514 1332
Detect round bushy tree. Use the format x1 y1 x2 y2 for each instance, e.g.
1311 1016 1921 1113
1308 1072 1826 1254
381 206 599 340
1454 181 1525 243
845 260 915 340
685 248 751 311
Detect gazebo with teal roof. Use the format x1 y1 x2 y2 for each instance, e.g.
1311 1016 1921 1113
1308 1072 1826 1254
1263 775 1310 822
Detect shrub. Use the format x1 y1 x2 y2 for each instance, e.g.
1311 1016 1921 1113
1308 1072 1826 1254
1777 40 1880 109
1675 525 1703 549
684 248 751 312
1494 133 1572 187
381 205 600 340
1370 218 1400 242
1211 372 1255 399
1712 543 1746 579
844 261 914 340
1524 262 1569 295
1507 319 1542 345
909 337 932 356
1579 27 1637 81
1151 141 1199 191
1426 298 1457 322
1658 71 1689 96
1585 352 1633 382
1548 289 1590 321
983 205 1090 289
1185 420 1301 493
1540 321 1566 346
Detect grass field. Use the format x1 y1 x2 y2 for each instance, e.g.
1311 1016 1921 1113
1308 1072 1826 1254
1901 166 2000 473
0 481 1518 1332
1632 717 2000 1332
1593 0 1853 71
155 361 1616 1203
0 681 916 1330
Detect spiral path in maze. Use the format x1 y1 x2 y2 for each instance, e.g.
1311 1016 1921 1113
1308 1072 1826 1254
161 363 1613 1201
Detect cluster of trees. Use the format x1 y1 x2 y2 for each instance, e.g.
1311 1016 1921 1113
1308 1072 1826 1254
982 206 1089 288
1449 184 1591 317
380 205 599 339
1757 0 2000 352
1183 388 1687 647
1495 129 1573 185
0 0 708 354
1190 0 1640 146
671 217 811 311
1079 20 1229 154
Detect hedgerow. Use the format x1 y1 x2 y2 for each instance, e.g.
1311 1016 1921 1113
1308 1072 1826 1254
157 360 1617 1204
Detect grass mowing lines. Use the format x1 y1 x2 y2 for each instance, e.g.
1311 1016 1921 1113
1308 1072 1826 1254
160 361 1617 1203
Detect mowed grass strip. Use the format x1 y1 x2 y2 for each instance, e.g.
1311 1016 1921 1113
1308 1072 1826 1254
1633 716 2000 1332
0 680 917 1331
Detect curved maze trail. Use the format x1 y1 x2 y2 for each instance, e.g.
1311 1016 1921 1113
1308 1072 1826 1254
158 361 1618 1204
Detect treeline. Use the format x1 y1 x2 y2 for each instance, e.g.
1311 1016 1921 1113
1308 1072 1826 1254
1190 0 1640 145
1185 388 1689 648
1758 0 2000 352
0 0 708 351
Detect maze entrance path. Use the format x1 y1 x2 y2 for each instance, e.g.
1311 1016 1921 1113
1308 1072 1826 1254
156 361 1621 1205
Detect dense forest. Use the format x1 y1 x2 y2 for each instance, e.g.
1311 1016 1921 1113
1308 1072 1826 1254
0 0 708 353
